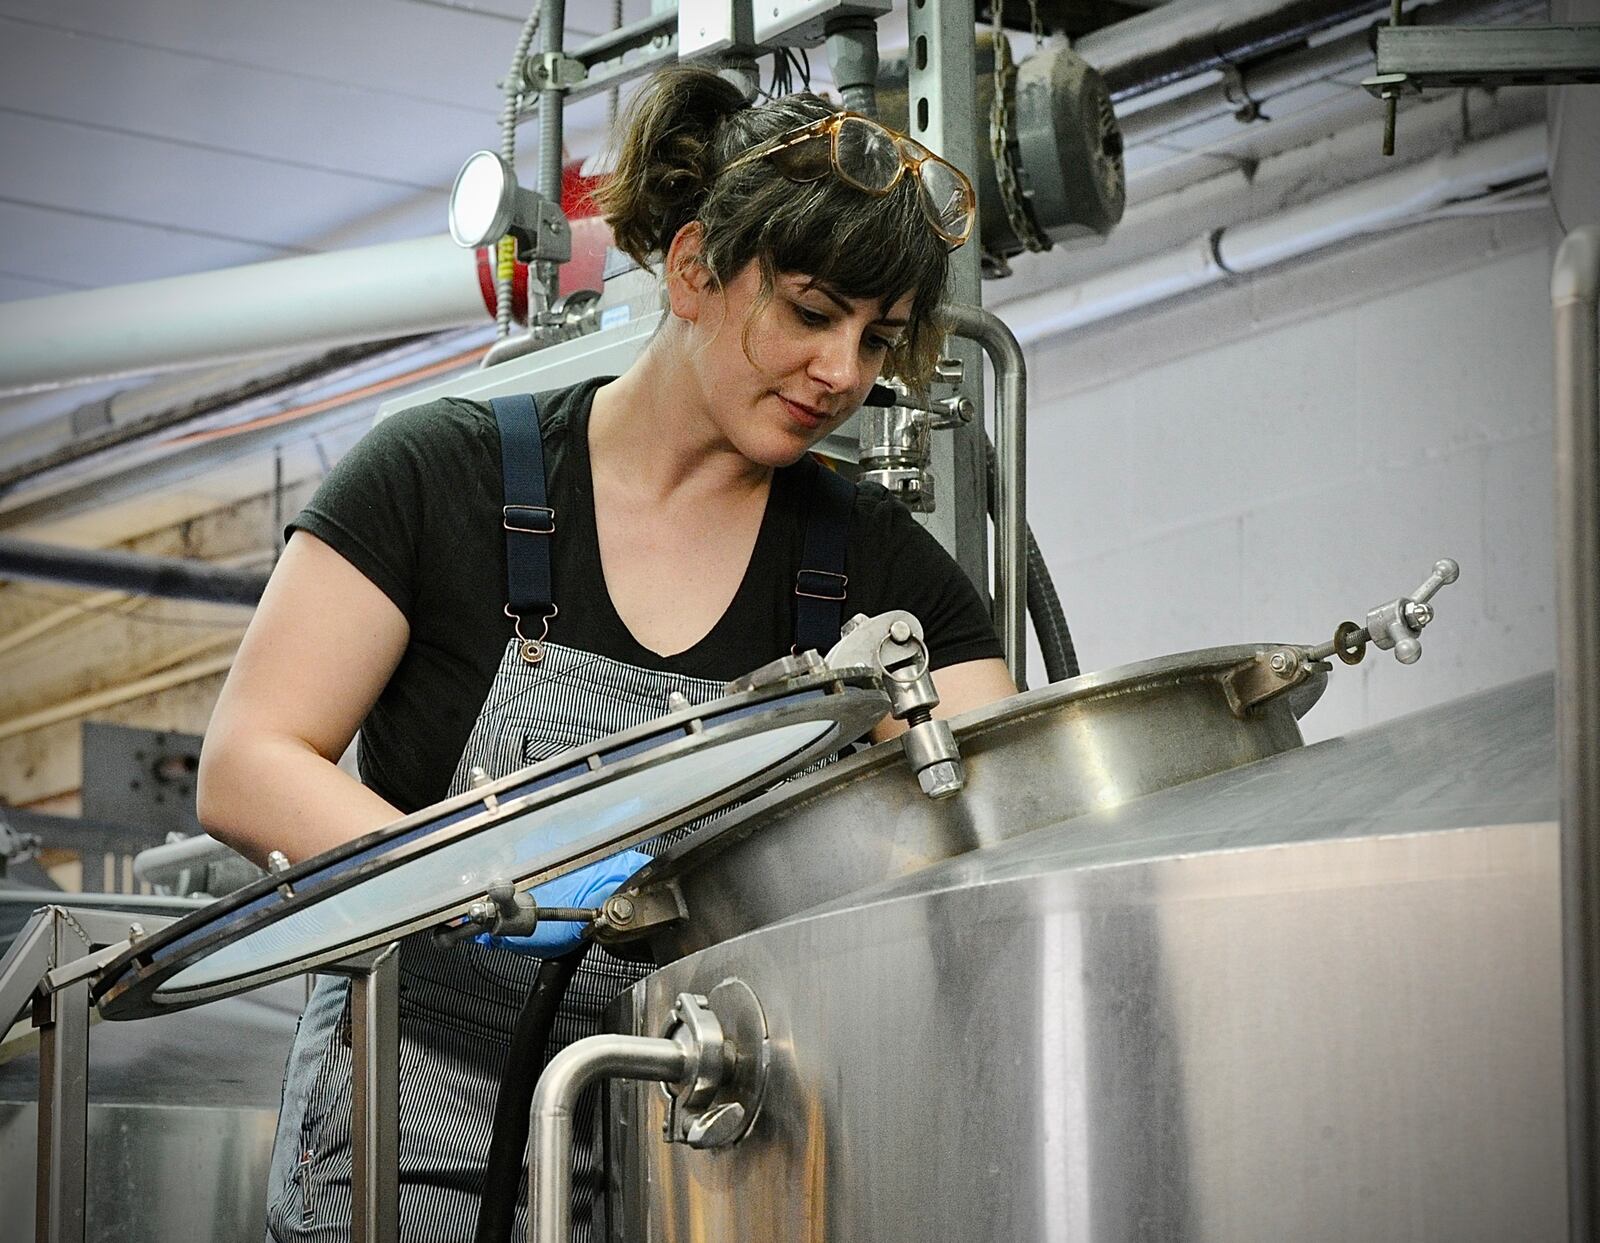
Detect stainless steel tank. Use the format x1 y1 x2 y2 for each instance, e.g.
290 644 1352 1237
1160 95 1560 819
616 646 1327 962
606 674 1564 1242
0 977 301 1241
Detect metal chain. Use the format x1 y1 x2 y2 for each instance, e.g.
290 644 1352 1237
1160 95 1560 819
54 904 95 949
1026 0 1044 50
989 0 1050 255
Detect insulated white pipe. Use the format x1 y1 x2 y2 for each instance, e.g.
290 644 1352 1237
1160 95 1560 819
1001 123 1547 346
0 234 487 395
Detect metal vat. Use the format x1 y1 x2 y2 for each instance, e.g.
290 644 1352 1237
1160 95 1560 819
606 674 1564 1242
622 645 1326 962
0 978 301 1242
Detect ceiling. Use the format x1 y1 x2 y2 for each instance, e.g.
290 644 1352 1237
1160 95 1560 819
0 0 1545 550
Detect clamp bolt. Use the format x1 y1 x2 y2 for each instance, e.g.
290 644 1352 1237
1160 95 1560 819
918 759 964 800
607 895 636 924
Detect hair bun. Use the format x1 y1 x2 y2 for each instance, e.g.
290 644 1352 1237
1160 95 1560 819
593 67 751 266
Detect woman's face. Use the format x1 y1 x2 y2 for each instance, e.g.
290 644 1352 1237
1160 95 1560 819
682 257 915 468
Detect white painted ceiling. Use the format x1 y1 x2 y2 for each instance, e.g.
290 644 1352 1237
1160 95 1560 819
0 0 1545 550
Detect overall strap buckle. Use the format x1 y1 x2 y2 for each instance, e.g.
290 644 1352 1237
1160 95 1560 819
505 603 559 666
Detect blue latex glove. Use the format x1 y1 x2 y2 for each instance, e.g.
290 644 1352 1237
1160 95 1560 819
474 848 652 958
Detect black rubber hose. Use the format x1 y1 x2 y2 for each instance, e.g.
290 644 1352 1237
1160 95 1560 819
474 944 593 1243
983 436 1080 682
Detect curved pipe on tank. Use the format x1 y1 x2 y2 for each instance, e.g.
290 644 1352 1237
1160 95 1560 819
1553 224 1600 1243
529 1034 688 1243
944 304 1028 690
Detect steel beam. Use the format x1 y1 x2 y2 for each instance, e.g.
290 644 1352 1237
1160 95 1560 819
907 0 991 601
1377 23 1600 88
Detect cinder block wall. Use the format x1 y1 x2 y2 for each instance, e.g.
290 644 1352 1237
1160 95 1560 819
1015 210 1557 742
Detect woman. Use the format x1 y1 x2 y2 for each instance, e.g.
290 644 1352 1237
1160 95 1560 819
199 66 1014 1241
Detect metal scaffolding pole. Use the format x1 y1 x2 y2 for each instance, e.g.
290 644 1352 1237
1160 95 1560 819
907 0 990 601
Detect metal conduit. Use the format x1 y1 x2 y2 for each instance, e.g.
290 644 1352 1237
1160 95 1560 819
0 537 269 606
944 304 1028 690
1554 224 1600 1243
536 0 567 308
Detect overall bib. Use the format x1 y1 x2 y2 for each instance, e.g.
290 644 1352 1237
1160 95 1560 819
263 393 851 1242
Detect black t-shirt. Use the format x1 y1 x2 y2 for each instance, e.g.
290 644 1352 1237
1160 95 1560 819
289 376 1002 815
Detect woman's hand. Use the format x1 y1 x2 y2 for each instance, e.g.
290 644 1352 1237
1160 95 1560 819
197 531 411 867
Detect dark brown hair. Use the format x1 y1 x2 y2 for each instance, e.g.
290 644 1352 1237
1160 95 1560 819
591 66 950 387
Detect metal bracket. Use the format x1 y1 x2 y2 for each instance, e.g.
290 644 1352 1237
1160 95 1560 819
1363 22 1600 154
523 51 588 92
517 195 572 265
1222 647 1327 718
593 878 690 944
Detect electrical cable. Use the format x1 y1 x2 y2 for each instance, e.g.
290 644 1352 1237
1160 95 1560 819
983 434 1079 682
496 6 545 340
472 943 593 1243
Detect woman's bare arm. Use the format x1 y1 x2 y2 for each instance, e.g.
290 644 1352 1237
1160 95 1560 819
869 656 1016 743
197 531 411 867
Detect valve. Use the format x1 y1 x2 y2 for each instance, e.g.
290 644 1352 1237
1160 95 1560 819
1223 557 1460 717
1308 557 1460 667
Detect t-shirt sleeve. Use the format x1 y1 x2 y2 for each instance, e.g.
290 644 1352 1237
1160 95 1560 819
286 399 479 618
853 489 1006 672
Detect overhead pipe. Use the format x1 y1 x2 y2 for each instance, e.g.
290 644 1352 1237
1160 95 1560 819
1077 0 1391 101
1116 0 1536 153
998 122 1546 346
0 234 485 395
1553 225 1600 1243
0 537 269 606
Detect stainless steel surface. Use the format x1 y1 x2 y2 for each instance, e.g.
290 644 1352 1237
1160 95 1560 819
944 304 1027 688
1375 23 1600 88
1554 225 1600 1243
0 981 301 1243
0 905 188 1242
530 1034 688 1243
331 945 400 1243
37 977 87 1243
622 645 1325 961
609 675 1565 1242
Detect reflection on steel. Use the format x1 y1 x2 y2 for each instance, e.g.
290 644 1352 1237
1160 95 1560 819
619 645 1324 961
1553 225 1600 1243
609 675 1564 1241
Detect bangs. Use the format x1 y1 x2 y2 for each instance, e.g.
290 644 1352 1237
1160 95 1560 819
760 175 946 315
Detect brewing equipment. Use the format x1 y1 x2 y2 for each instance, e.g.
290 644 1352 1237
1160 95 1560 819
603 672 1564 1242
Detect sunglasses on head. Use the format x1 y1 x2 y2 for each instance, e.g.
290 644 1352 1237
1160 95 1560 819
723 111 976 249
